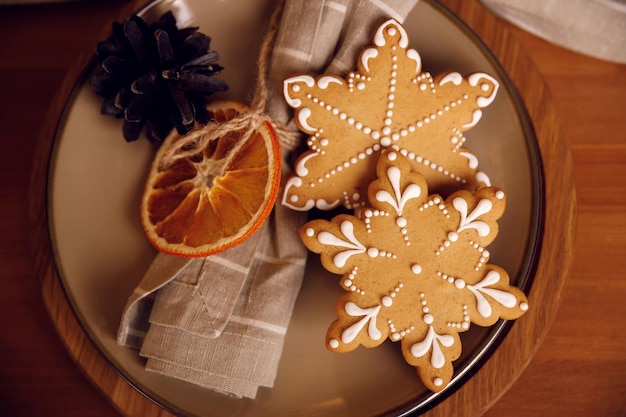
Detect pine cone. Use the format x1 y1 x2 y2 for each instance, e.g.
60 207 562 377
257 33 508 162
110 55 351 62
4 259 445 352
90 11 228 143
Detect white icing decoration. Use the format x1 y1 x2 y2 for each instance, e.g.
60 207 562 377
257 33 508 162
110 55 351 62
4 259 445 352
342 302 382 343
462 109 483 128
406 49 422 73
434 377 443 387
411 264 422 274
467 270 518 317
294 153 316 177
520 302 529 311
382 296 393 307
453 197 492 236
476 171 491 186
496 190 505 199
374 19 409 48
459 151 479 169
375 166 421 215
468 72 499 107
317 220 365 267
317 75 342 89
410 326 455 369
329 339 339 348
439 72 462 86
282 177 314 210
315 198 341 210
305 228 314 237
283 75 315 107
297 107 317 132
361 48 379 72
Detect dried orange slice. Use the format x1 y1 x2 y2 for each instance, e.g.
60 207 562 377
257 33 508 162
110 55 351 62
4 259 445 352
141 100 281 257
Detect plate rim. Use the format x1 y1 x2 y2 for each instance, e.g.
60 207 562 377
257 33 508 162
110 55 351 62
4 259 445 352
34 1 546 416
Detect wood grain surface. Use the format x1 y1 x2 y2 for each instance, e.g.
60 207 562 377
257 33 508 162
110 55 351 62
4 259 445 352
0 0 624 416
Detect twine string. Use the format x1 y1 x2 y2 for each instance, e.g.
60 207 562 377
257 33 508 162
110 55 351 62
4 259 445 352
158 0 300 170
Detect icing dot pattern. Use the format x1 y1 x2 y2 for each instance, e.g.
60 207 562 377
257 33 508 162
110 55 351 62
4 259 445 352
450 128 466 152
469 240 490 270
342 191 366 210
343 266 365 295
446 305 471 330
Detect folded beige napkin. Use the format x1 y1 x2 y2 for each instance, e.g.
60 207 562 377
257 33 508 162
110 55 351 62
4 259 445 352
118 0 418 399
481 0 626 64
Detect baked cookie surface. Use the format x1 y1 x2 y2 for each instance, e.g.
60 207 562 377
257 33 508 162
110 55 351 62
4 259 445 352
299 149 528 391
282 19 499 211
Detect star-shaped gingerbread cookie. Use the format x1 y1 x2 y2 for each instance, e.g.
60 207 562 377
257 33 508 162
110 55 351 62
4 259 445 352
282 19 499 211
299 149 528 392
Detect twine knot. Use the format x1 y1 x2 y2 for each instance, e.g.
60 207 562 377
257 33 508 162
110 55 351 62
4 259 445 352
158 0 301 171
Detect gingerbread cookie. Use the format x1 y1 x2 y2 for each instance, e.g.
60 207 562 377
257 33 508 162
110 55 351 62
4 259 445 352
299 149 528 392
282 19 498 211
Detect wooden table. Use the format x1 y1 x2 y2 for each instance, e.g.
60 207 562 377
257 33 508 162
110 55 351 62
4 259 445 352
1 1 624 416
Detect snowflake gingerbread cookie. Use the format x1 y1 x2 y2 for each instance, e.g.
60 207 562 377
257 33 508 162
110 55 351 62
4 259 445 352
299 149 529 392
282 19 498 211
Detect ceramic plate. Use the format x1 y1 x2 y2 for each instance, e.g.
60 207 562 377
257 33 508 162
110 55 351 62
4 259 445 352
47 0 542 415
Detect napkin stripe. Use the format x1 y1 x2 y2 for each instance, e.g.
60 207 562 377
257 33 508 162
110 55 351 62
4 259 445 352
254 251 308 265
125 327 147 339
274 46 313 63
229 315 288 335
132 287 149 297
205 255 250 274
326 1 349 13
369 0 405 20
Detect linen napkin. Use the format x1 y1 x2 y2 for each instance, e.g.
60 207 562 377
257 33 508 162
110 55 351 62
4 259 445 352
118 0 418 399
481 0 626 64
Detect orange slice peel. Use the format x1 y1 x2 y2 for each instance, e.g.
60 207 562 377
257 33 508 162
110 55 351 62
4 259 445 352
141 100 282 257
